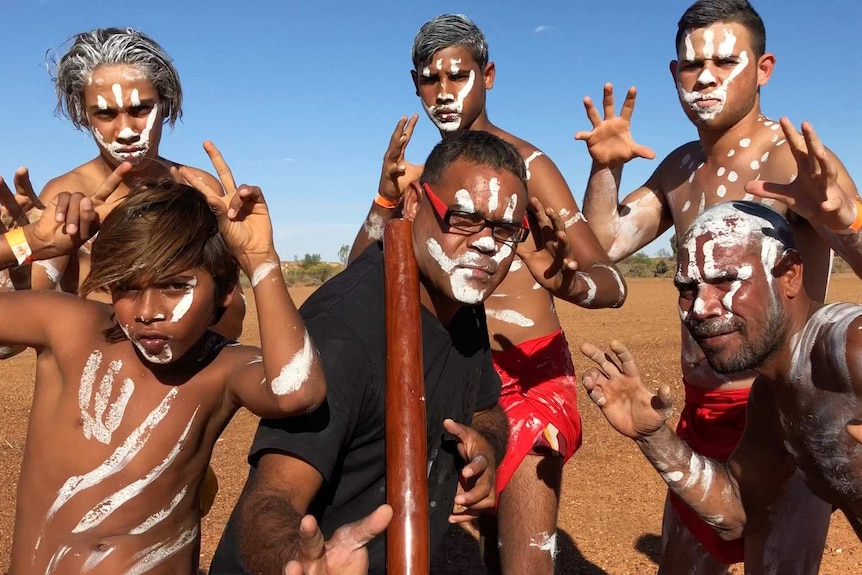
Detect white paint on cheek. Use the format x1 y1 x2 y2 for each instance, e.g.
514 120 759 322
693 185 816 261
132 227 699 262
486 309 534 327
717 29 736 57
425 238 489 304
251 261 280 288
270 330 314 395
111 83 124 108
170 277 197 323
454 189 475 212
364 213 385 241
488 177 500 212
130 88 141 107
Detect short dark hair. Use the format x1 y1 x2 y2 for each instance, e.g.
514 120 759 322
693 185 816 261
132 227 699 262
81 180 238 340
411 14 489 70
420 131 527 191
676 0 766 58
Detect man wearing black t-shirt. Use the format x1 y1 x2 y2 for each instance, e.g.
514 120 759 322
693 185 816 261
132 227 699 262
210 131 578 575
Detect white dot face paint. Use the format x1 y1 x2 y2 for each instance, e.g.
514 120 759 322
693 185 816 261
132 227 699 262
96 95 108 110
170 277 197 323
677 28 749 122
423 69 476 132
271 331 315 395
130 88 141 107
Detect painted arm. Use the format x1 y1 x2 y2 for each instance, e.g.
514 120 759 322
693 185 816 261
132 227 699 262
577 84 673 262
180 143 325 418
348 115 423 263
579 340 794 540
744 118 862 277
516 151 627 307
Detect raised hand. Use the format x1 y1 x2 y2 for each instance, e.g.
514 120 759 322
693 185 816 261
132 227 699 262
574 83 655 167
579 340 672 439
378 115 423 204
744 118 859 232
444 418 496 523
0 168 45 231
517 196 582 297
178 141 275 269
284 505 392 575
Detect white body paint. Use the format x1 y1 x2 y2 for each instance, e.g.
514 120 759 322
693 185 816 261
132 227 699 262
270 331 314 395
79 350 135 444
170 276 197 323
485 309 535 327
129 486 188 535
364 213 385 241
580 273 597 306
251 261 280 288
529 531 558 557
125 525 199 575
523 150 544 181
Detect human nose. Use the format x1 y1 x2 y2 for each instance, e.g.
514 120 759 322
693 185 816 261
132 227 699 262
694 63 719 88
437 77 455 102
470 226 497 254
134 289 164 324
115 115 140 144
689 284 724 320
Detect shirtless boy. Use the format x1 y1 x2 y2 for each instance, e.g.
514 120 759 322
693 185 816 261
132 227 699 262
0 148 325 575
31 27 244 337
351 14 626 573
581 201 862 569
580 1 861 571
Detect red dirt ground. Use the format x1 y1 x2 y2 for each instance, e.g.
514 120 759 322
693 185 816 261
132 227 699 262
0 276 859 574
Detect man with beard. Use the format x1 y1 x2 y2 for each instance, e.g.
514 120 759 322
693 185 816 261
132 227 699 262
579 0 861 572
580 200 862 566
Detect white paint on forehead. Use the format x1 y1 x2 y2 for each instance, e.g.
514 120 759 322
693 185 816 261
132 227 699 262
251 261 280 288
171 276 197 323
488 177 500 212
524 150 544 181
453 188 475 212
47 387 179 523
112 83 124 108
503 193 518 221
702 29 715 59
422 66 431 77
717 29 737 57
271 330 315 395
96 95 108 110
435 58 443 70
486 308 535 327
450 58 461 74
684 35 696 61
72 407 198 534
130 88 141 107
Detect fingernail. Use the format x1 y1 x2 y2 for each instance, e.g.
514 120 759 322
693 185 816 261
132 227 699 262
228 208 236 219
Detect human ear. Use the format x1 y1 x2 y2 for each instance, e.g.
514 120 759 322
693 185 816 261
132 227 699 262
756 53 776 87
402 181 423 222
669 59 679 83
774 250 803 297
411 69 420 97
483 62 496 90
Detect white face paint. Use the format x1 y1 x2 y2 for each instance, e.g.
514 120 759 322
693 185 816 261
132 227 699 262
422 66 431 77
454 189 475 212
449 58 461 74
170 276 197 323
92 103 160 165
488 177 500 212
270 331 315 395
423 69 476 132
130 88 141 107
112 83 124 108
677 29 750 122
121 324 173 364
96 95 108 110
426 237 503 304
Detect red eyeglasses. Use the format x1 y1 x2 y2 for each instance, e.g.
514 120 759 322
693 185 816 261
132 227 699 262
422 182 530 244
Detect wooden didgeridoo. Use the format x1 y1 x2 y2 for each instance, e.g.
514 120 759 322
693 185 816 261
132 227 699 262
384 218 429 575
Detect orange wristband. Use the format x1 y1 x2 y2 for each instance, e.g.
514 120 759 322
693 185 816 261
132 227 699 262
374 193 400 210
835 198 862 234
4 228 32 265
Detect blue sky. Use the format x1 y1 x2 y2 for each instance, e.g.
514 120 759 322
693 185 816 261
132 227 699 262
3 0 860 262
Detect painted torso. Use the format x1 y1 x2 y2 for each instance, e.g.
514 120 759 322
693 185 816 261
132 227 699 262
11 302 244 575
658 116 833 390
769 303 862 528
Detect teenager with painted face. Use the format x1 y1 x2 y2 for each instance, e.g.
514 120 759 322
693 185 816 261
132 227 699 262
579 1 862 572
0 149 327 575
210 130 583 575
582 201 862 570
348 14 626 574
29 27 244 339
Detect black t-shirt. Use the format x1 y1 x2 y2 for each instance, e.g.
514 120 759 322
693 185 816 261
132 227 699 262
211 244 501 575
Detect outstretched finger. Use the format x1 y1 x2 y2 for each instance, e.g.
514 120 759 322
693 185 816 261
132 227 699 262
14 167 44 209
92 161 133 203
178 165 225 212
779 117 809 169
743 180 793 206
0 176 27 227
229 184 264 219
579 342 621 376
619 86 638 121
581 369 609 407
330 504 393 551
602 82 616 119
609 340 640 377
653 384 674 413
582 96 602 128
203 140 238 194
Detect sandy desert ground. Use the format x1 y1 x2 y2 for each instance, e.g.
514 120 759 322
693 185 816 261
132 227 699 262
0 276 859 574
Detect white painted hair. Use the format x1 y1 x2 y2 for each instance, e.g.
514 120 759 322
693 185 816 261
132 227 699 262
50 27 183 129
682 200 795 262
